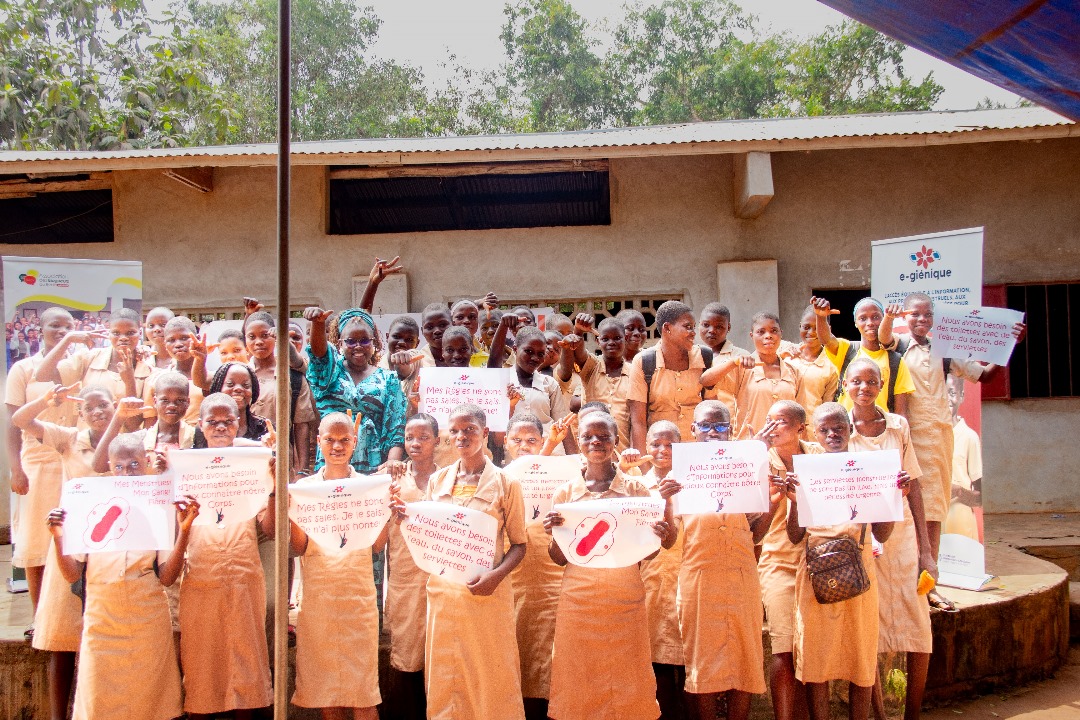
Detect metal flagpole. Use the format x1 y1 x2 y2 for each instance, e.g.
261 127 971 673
273 0 292 715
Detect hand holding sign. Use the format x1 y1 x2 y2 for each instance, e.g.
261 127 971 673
550 496 665 568
930 305 1026 365
399 501 498 585
792 450 904 527
670 440 770 515
288 474 392 552
169 447 273 527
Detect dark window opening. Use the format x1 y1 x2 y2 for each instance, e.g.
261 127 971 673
1006 282 1080 399
329 171 610 235
810 288 868 341
0 190 114 244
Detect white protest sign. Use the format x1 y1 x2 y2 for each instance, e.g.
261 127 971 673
930 306 1024 365
670 440 770 515
400 501 498 584
793 450 903 527
60 475 175 554
938 533 996 591
288 474 392 552
503 454 583 524
551 496 664 569
170 447 273 526
417 367 516 432
871 228 983 309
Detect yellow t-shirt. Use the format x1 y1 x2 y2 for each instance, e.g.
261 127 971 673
827 337 915 411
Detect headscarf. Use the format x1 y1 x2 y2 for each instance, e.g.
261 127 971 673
336 308 375 336
853 297 884 319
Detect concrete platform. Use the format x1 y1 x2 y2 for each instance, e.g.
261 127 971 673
0 537 1071 719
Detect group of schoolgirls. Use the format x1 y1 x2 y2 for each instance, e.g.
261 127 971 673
4 253 1024 720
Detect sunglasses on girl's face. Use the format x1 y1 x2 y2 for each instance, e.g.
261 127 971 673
341 338 373 348
692 421 730 433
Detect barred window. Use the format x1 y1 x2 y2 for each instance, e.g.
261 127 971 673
1004 283 1080 399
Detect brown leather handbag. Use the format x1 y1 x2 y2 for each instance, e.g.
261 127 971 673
806 524 870 604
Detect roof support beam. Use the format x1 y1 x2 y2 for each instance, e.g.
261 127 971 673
163 166 214 193
329 159 609 180
0 172 111 197
733 151 774 219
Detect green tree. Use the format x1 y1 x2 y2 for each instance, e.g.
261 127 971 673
0 0 235 149
783 21 943 115
500 0 630 131
186 0 452 142
612 0 789 124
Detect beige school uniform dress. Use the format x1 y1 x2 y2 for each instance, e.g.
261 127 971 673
897 341 983 522
424 459 528 720
721 354 802 439
679 510 767 695
628 344 709 442
850 411 932 655
58 346 155 409
72 550 182 720
558 354 633 452
944 418 981 540
144 421 196 633
512 480 566 699
759 441 822 655
829 338 915 412
292 467 382 709
639 469 684 665
180 518 272 713
703 340 751 421
548 471 660 720
5 353 77 569
793 523 879 687
34 424 102 653
387 464 430 672
790 350 839 423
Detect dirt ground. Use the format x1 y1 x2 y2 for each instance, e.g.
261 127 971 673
923 646 1080 720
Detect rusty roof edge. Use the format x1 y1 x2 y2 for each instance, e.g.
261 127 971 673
0 116 1074 175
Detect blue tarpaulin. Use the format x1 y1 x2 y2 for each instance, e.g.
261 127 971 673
817 0 1080 120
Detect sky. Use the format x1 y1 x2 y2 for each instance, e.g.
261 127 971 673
360 0 1023 111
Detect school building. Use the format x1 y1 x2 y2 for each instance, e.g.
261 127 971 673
2 106 1078 519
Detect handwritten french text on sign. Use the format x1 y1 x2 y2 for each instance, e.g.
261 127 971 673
288 474 392 552
170 447 273 526
930 306 1024 366
871 227 983 309
504 454 584 524
670 440 770 515
418 367 516 432
60 475 175 554
552 496 664 568
400 501 498 585
793 450 903 527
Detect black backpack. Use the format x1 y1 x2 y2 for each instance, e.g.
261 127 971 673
641 345 714 401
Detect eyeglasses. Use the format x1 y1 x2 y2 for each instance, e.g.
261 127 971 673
342 337 373 348
692 421 730 433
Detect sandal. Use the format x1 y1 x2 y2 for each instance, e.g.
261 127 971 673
927 590 959 612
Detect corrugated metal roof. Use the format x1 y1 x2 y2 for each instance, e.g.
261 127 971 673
0 106 1073 172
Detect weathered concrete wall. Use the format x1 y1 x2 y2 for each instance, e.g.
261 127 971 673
982 399 1080 513
2 136 1078 512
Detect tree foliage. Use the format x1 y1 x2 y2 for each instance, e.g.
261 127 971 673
0 0 235 149
1 0 947 149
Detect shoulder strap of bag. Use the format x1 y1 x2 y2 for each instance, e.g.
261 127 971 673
886 350 901 413
834 341 860 401
857 523 867 547
641 347 658 394
698 346 714 399
288 367 304 423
